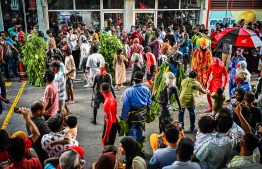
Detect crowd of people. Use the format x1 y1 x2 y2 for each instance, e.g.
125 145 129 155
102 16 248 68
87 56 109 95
1 14 262 169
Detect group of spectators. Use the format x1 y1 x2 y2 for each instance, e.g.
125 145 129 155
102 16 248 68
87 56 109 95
2 13 262 169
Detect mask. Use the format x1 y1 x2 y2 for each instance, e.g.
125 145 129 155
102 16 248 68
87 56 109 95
235 76 244 85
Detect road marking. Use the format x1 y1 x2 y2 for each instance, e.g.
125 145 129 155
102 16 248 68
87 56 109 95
1 82 26 129
5 82 12 87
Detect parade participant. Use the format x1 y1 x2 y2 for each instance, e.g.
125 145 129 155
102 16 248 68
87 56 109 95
190 37 212 87
236 60 251 83
91 63 116 125
228 48 246 98
143 46 158 85
126 38 143 67
204 57 229 113
166 50 183 78
179 70 206 132
231 70 252 97
100 83 118 147
130 53 145 86
152 72 181 133
121 71 151 144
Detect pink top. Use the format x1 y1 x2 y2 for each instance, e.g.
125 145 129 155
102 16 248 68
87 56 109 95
43 82 58 116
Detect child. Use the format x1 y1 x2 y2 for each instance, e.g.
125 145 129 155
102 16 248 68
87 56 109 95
211 87 225 117
51 114 78 145
122 38 129 57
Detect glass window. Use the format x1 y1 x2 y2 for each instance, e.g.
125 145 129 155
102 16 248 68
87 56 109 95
48 0 73 10
157 10 200 28
181 0 201 9
90 12 101 30
104 13 124 29
135 13 155 28
158 0 179 9
103 0 124 9
75 0 100 9
135 0 155 9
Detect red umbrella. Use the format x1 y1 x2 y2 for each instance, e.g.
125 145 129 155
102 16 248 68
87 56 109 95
214 27 262 48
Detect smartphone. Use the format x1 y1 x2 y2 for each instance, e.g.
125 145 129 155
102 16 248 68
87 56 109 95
231 98 237 108
14 107 21 114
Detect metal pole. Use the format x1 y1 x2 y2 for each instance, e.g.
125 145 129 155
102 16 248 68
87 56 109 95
22 0 28 33
224 0 229 24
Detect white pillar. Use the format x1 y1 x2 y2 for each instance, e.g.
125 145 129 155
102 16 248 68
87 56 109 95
200 0 209 27
37 0 49 33
0 2 4 30
125 0 135 31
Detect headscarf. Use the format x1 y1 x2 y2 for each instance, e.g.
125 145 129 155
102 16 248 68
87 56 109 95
95 152 116 169
131 53 140 62
18 31 24 41
235 70 248 84
211 57 225 73
92 32 99 44
133 38 139 44
236 60 251 82
120 136 144 169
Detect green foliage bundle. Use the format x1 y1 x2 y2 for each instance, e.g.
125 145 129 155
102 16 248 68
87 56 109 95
21 34 46 87
99 33 123 81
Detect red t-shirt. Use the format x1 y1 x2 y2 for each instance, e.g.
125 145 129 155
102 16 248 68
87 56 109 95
43 82 58 116
5 158 42 169
210 32 218 49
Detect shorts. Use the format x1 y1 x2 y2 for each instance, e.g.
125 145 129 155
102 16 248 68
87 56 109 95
66 78 74 88
258 64 262 70
147 65 157 80
94 92 104 109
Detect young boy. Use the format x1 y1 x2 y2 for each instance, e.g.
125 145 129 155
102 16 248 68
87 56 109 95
100 82 118 147
212 87 225 117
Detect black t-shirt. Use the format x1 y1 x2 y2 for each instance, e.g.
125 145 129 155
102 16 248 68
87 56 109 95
250 106 262 130
164 34 176 46
93 73 113 91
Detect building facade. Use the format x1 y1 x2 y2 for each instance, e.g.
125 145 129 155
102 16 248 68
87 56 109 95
1 0 205 34
205 0 262 30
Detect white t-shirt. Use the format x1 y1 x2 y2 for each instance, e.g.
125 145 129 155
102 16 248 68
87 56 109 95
259 46 262 64
86 53 105 78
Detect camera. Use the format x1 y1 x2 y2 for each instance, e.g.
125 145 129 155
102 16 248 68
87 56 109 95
14 107 22 114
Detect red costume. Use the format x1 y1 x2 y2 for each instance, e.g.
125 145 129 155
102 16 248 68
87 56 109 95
205 57 229 112
191 38 212 87
101 90 118 147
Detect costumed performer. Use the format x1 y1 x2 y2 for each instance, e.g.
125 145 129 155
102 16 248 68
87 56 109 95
190 37 212 87
231 70 252 97
204 57 229 113
236 60 251 83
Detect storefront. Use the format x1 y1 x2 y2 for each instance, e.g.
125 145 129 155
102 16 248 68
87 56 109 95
0 0 37 31
206 0 262 30
1 0 205 33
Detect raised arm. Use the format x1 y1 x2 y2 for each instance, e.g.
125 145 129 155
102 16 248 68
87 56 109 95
232 102 252 133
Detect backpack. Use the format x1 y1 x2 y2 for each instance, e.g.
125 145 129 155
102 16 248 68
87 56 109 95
3 42 13 60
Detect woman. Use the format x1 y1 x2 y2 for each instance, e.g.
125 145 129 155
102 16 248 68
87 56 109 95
119 136 146 169
91 32 99 45
152 72 181 133
45 38 57 68
126 38 143 67
113 48 128 90
144 27 155 46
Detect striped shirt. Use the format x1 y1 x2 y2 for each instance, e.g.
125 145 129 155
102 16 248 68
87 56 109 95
54 71 66 101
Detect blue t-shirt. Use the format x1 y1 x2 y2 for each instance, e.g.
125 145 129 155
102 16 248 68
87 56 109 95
179 38 191 56
150 147 177 169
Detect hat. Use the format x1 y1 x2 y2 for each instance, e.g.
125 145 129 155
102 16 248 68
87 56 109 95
68 146 85 159
11 131 27 139
49 61 60 68
60 150 80 169
133 71 144 81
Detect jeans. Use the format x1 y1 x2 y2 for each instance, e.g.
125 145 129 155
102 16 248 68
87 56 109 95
178 107 195 130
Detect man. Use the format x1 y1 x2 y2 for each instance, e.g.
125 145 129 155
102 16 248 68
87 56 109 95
91 63 115 125
164 28 176 46
42 69 58 120
49 61 66 113
159 26 166 40
55 29 64 48
5 138 42 169
100 83 118 147
121 71 151 144
26 101 50 165
41 115 79 157
243 91 262 130
115 26 121 39
150 124 179 169
59 149 83 169
0 37 19 81
179 71 206 132
62 45 76 104
86 44 105 87
178 33 192 73
131 26 143 45
148 31 163 66
227 133 259 168
210 28 221 56
221 43 232 71
67 28 79 69
51 54 66 74
163 138 201 169
196 108 234 169
173 27 180 41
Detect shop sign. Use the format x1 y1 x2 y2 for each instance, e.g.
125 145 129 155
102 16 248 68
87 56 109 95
10 0 19 10
28 0 37 10
208 10 262 30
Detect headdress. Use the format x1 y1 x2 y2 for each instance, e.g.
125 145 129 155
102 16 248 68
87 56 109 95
196 37 210 49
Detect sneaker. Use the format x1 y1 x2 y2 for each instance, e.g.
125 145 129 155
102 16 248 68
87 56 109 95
83 84 92 88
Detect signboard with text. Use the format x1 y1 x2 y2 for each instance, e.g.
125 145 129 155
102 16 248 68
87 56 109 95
208 10 262 30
